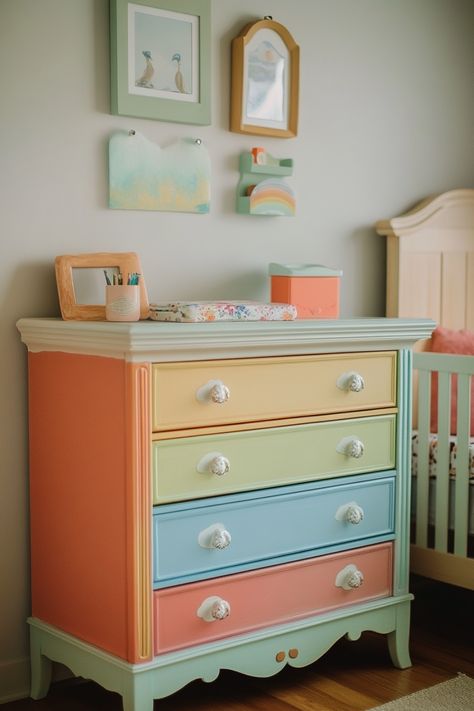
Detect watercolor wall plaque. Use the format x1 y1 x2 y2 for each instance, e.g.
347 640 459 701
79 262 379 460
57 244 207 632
108 130 210 213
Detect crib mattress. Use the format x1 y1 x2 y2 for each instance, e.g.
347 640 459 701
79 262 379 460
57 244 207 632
411 431 474 480
411 431 474 535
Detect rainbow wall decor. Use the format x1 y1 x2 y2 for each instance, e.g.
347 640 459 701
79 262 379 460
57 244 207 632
248 179 296 216
236 150 295 216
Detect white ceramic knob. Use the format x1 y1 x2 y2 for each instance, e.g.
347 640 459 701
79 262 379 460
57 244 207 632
346 439 364 458
211 598 231 619
196 379 230 404
335 564 364 591
211 528 232 549
209 455 230 476
197 595 231 622
345 504 364 524
335 502 364 525
336 436 365 459
336 371 365 393
196 452 231 477
198 523 232 550
210 382 230 403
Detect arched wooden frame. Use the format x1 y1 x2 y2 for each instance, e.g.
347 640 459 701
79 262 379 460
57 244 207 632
230 18 299 138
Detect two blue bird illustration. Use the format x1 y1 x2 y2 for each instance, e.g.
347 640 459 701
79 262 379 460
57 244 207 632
136 50 185 93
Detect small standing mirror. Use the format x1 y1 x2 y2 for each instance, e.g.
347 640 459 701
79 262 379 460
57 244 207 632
72 268 121 305
55 252 149 320
230 17 299 138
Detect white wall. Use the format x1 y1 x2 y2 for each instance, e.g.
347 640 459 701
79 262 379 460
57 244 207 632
1 0 473 700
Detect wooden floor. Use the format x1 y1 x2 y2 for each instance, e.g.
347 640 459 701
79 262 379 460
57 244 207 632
4 576 473 711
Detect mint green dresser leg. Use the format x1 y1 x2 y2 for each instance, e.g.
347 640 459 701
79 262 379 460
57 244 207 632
122 674 155 711
30 624 52 699
387 600 412 669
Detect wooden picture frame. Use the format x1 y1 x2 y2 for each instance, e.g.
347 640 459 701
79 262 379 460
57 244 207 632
110 0 211 125
55 252 149 320
230 18 299 138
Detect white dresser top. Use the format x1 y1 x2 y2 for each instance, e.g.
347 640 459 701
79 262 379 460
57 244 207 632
17 317 436 362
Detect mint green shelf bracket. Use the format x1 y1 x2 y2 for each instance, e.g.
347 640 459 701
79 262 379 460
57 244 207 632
236 152 295 216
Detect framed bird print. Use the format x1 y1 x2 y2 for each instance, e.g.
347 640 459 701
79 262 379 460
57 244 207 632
230 17 299 138
110 0 211 124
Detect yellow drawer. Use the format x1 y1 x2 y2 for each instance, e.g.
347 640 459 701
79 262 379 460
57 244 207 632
152 414 396 504
151 352 397 432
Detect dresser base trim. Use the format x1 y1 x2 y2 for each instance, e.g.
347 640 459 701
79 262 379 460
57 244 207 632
28 595 412 711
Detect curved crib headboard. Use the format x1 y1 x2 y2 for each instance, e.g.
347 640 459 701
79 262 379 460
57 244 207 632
376 189 474 334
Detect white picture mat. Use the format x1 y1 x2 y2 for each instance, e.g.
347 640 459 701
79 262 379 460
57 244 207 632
128 3 199 103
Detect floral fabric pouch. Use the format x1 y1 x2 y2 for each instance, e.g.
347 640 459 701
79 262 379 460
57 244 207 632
149 301 297 322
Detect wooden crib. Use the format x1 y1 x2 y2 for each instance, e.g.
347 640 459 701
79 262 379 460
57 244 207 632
377 188 474 590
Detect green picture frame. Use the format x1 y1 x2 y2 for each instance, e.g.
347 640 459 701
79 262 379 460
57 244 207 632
110 0 211 125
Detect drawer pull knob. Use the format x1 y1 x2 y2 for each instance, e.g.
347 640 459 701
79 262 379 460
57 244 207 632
346 504 365 524
335 502 365 525
336 371 365 393
198 523 232 550
335 564 364 591
210 455 230 476
197 596 231 622
211 599 231 620
212 528 232 549
196 379 230 404
211 382 230 403
197 452 231 477
336 436 365 459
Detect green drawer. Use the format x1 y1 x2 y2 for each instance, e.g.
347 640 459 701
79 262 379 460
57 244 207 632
152 415 396 504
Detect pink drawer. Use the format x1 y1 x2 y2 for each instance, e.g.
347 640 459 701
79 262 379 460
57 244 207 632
153 542 392 654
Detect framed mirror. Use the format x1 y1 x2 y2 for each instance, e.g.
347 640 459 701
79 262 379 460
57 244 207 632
230 17 299 138
55 252 149 320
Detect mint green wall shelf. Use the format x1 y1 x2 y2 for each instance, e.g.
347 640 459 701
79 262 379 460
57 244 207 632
236 152 295 216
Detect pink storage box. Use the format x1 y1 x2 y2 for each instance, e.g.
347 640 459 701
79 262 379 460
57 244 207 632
269 263 342 319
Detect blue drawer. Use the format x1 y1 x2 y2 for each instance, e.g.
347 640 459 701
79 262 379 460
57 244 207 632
152 471 395 588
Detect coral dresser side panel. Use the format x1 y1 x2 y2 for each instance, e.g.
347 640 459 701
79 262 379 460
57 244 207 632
28 351 134 660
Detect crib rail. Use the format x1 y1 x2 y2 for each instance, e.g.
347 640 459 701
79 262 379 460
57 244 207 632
413 352 473 559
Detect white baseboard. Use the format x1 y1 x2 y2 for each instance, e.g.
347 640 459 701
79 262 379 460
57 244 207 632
0 657 30 703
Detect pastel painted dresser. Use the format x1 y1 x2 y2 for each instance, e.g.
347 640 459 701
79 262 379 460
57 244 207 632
17 317 434 711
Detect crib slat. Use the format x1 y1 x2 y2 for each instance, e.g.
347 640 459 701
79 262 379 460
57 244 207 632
415 369 431 547
453 372 471 557
434 372 451 552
